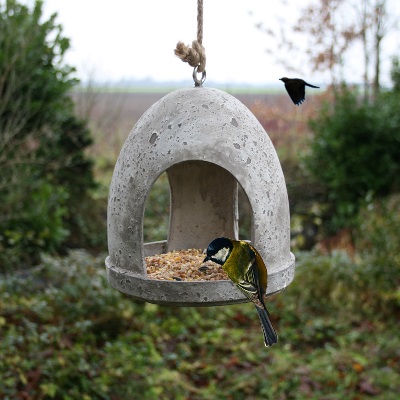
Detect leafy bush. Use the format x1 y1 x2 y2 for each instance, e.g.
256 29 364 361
0 0 105 268
304 88 400 232
354 194 400 309
391 56 400 93
1 249 399 399
0 181 69 268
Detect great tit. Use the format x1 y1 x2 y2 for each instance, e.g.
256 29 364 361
204 237 278 347
279 77 319 105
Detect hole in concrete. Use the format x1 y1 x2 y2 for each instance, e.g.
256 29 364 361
143 161 253 248
238 185 252 240
143 172 170 242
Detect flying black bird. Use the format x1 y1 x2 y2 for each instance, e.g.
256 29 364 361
279 77 319 105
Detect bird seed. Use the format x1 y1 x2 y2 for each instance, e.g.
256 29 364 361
145 248 229 281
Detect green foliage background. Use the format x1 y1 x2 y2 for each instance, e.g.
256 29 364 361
304 83 400 232
1 232 399 399
0 0 105 269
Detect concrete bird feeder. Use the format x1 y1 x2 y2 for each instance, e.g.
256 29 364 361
105 87 295 306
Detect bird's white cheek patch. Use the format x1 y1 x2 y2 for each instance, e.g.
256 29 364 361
214 247 230 262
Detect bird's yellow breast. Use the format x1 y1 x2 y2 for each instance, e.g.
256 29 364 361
223 240 260 283
222 240 268 295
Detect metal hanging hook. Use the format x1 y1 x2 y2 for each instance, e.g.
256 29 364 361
193 66 206 87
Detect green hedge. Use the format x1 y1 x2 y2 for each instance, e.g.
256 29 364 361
305 87 400 232
0 1 105 269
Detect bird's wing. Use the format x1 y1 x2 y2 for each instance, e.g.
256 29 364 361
285 80 305 105
237 259 264 309
248 244 268 296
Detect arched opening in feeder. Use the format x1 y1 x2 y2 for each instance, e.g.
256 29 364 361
141 160 255 286
142 160 253 255
164 160 253 251
140 160 254 289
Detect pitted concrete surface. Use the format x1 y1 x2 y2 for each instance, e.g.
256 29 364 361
106 87 295 305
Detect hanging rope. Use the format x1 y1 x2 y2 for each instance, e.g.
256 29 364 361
174 0 206 74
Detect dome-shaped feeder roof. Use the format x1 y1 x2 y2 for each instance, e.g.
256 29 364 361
105 87 295 306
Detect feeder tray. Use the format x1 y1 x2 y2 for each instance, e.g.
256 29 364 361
105 87 295 306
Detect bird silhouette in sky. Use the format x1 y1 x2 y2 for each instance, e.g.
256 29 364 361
279 77 319 105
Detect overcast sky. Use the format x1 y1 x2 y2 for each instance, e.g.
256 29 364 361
41 0 400 86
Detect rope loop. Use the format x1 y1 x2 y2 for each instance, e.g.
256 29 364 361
174 40 206 73
174 0 206 84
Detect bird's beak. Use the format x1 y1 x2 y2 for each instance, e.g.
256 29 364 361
203 256 210 263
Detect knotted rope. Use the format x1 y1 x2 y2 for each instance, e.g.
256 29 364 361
174 0 206 73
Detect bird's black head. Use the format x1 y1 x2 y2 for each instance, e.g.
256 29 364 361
279 77 289 83
203 237 233 265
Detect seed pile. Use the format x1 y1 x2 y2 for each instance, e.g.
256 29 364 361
145 248 229 281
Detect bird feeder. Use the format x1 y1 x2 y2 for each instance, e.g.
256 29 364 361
105 87 295 306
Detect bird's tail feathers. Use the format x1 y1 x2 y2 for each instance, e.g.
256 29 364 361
305 83 319 88
256 306 278 347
